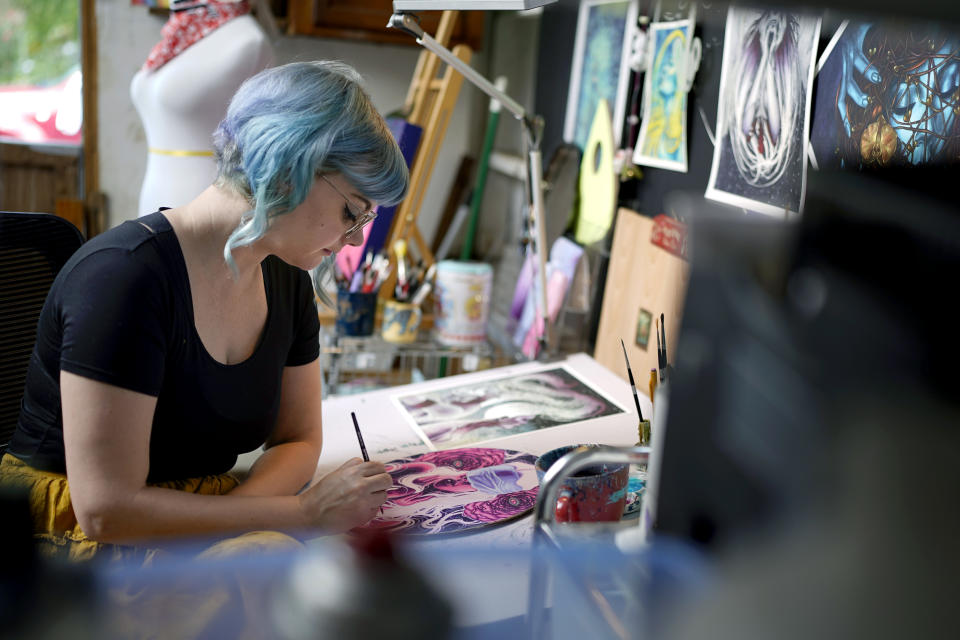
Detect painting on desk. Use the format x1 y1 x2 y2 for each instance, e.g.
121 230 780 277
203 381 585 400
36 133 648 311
358 447 540 535
395 367 624 449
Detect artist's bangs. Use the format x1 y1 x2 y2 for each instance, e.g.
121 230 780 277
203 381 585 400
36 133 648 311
217 61 408 213
342 146 409 208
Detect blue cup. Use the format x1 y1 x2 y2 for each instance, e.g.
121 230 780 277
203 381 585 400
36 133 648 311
336 289 377 337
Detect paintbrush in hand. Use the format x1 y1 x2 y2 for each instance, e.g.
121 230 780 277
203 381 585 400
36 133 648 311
351 411 382 515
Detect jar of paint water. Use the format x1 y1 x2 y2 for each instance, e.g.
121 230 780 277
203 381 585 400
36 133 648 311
433 260 493 346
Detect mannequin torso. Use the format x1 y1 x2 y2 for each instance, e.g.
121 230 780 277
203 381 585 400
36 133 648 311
131 13 273 217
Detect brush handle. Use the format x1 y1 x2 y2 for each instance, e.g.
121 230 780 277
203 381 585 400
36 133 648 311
627 369 644 422
620 339 644 421
351 411 370 462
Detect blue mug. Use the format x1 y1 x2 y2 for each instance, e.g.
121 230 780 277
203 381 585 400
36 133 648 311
336 289 377 337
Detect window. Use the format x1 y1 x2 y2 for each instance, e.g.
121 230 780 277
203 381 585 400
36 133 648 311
0 0 82 146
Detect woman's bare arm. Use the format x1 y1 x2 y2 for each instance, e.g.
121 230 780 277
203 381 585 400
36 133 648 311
60 371 388 544
229 360 324 498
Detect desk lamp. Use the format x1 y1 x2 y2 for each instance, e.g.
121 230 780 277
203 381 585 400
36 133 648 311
389 0 558 356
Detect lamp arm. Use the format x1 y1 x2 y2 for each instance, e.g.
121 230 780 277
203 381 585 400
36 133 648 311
528 147 550 353
388 10 553 356
389 13 535 132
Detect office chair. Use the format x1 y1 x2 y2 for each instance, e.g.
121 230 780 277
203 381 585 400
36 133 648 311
0 211 84 456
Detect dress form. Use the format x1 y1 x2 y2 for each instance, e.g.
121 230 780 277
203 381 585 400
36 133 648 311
131 14 273 217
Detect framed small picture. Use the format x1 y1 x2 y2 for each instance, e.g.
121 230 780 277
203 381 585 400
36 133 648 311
635 308 652 349
632 19 693 173
563 0 638 151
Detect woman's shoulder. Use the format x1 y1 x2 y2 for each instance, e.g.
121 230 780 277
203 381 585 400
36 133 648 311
61 212 182 286
75 211 170 251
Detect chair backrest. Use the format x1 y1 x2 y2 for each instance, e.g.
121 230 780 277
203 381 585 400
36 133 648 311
0 211 84 455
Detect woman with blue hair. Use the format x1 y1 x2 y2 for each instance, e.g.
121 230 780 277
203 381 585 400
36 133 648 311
0 61 408 559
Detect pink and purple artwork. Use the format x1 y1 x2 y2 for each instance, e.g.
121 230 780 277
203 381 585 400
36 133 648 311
397 367 624 448
359 448 540 535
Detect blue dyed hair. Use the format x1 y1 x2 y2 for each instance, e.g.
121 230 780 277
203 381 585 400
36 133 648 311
212 60 409 305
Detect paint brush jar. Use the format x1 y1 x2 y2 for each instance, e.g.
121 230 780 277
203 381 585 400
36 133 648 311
381 299 422 343
335 288 377 337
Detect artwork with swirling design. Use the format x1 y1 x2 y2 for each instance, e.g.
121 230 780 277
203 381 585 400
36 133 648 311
357 447 539 535
706 8 821 216
633 19 692 172
564 0 638 151
397 367 624 448
810 20 960 170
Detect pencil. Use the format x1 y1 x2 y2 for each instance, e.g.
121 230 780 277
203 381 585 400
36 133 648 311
351 411 369 461
620 339 644 421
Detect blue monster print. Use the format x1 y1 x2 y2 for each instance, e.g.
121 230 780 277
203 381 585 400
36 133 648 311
812 21 960 169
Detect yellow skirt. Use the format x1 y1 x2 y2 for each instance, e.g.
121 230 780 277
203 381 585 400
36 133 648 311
0 454 305 638
0 453 301 562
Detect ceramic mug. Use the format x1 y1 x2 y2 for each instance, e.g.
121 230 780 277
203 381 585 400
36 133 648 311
335 289 377 337
534 444 629 523
381 299 422 343
433 260 493 346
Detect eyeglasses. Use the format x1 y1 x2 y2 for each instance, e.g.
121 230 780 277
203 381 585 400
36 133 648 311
320 174 377 237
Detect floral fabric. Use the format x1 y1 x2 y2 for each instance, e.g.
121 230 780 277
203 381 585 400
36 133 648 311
143 0 251 71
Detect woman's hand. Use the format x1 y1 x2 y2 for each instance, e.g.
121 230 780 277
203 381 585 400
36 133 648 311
298 458 391 532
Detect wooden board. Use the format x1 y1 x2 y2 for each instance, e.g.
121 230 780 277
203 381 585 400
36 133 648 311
286 3 484 51
0 144 80 216
593 208 690 395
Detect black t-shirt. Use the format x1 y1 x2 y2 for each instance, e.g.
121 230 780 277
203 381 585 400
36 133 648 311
7 211 320 482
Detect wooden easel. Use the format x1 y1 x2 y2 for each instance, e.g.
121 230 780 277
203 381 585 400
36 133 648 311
381 10 473 298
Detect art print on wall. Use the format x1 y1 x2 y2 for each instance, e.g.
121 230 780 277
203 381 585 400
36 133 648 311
564 0 639 151
358 448 539 535
810 21 960 170
396 367 625 449
633 19 693 172
705 9 821 217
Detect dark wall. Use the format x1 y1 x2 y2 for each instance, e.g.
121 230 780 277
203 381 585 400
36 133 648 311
533 1 730 223
532 3 848 223
532 0 581 167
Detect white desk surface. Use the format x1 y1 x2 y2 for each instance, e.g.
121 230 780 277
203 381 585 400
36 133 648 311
313 351 650 551
307 352 648 626
315 352 647 475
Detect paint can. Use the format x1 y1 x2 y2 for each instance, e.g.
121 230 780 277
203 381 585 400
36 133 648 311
433 260 493 346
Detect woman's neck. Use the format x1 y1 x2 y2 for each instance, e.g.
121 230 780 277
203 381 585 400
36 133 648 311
163 185 266 284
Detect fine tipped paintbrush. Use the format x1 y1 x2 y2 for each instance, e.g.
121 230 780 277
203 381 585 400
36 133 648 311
351 411 382 515
620 338 644 422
